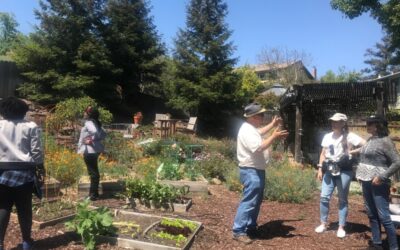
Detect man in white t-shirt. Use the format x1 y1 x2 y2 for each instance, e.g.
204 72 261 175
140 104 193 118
232 103 288 244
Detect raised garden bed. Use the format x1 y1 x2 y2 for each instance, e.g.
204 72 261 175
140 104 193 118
157 175 208 194
171 198 192 213
123 178 193 213
126 197 192 213
97 210 202 250
41 176 61 198
78 176 125 198
156 162 209 194
12 199 76 229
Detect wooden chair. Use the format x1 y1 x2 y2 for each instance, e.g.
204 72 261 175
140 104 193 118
177 117 197 136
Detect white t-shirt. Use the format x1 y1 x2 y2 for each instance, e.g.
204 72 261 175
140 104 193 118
321 132 363 161
237 122 267 170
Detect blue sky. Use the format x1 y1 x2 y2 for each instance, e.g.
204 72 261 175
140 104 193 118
1 0 383 77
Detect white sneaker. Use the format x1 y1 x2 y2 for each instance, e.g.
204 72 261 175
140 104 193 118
314 224 326 233
336 228 346 238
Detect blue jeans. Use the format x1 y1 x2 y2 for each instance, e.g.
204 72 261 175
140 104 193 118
362 180 398 250
232 167 265 235
319 170 353 226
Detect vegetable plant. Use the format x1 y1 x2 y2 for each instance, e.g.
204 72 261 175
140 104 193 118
65 200 116 250
124 178 180 208
150 218 197 247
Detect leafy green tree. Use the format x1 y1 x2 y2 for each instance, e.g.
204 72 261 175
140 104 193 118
319 70 337 83
235 65 263 103
46 96 113 134
170 0 240 132
331 0 400 62
363 34 400 78
254 93 280 110
320 66 362 83
0 12 19 55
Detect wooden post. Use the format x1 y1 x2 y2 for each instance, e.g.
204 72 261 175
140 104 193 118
294 86 303 163
376 81 384 116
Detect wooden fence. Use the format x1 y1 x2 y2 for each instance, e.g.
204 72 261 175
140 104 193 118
0 61 22 98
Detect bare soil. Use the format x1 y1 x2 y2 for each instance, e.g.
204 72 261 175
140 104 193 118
4 185 399 250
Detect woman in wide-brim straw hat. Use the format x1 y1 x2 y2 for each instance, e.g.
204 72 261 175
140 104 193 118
356 115 400 250
315 113 365 238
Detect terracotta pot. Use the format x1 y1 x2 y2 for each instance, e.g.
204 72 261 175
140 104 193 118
133 112 143 124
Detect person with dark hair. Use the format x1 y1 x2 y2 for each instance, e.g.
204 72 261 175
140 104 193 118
356 115 400 250
232 103 288 244
77 106 106 201
315 113 365 238
0 97 44 250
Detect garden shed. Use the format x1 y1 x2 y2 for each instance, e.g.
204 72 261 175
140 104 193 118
280 72 400 164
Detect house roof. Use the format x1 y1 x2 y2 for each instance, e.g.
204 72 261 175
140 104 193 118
253 60 315 80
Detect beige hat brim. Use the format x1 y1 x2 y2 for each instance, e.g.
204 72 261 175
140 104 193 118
244 108 267 118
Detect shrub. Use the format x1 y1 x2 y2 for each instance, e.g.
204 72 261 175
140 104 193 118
157 161 183 181
98 155 130 179
195 152 236 180
44 134 85 187
141 140 164 156
225 167 242 192
200 137 236 159
265 155 317 203
103 131 143 166
46 97 112 134
134 157 160 182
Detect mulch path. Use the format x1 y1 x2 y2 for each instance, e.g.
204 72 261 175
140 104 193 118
4 184 398 250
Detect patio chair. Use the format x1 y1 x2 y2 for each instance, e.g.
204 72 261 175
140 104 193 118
177 117 197 136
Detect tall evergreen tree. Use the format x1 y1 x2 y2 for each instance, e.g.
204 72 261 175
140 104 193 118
171 0 240 134
363 34 400 78
103 0 165 101
0 12 20 55
13 0 114 104
12 0 164 108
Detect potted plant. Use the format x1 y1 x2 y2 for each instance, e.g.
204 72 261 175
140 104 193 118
133 112 143 125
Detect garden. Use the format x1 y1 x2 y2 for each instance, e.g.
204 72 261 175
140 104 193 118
3 98 400 250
